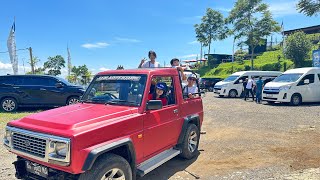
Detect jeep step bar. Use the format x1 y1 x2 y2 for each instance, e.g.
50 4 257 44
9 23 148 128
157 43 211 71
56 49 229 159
137 148 181 177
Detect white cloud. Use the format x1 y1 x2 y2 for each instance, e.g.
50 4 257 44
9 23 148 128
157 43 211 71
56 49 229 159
81 42 109 49
269 1 298 17
188 40 199 45
179 54 200 59
115 37 141 43
0 60 31 75
99 67 110 71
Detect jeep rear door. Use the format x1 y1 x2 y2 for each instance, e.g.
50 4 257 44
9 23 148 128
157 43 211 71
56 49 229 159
143 76 182 157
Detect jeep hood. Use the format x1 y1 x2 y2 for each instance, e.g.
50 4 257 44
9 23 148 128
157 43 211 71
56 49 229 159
8 103 137 135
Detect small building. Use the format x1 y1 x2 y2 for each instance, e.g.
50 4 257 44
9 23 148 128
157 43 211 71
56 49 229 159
283 25 320 36
204 53 232 64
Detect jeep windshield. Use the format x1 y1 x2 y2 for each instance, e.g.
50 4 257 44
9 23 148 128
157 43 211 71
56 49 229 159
82 75 147 106
273 73 303 83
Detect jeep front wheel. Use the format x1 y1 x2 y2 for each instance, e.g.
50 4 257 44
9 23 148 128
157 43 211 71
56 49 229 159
79 154 132 180
180 124 200 159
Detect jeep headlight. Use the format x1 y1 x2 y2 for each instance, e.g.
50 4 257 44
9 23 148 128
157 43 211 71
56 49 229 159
3 128 12 146
279 85 291 91
48 139 70 166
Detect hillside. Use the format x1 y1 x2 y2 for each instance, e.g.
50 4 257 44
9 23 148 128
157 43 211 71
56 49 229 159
198 50 296 78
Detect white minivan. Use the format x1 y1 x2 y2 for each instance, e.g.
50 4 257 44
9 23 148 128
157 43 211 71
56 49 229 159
263 67 320 106
214 71 282 98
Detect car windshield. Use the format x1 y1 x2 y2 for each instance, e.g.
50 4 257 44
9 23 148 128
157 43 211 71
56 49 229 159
223 75 239 82
273 73 303 82
82 75 147 106
56 77 73 86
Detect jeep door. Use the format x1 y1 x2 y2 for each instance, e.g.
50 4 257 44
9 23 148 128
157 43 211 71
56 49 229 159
143 76 181 157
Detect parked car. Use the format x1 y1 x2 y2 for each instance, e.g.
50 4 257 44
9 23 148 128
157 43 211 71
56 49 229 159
0 75 85 112
214 71 282 98
199 78 222 92
263 67 320 106
3 68 204 180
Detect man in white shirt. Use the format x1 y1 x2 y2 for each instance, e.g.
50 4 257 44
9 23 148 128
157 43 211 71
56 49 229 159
183 75 198 98
138 50 161 68
170 58 187 82
245 76 255 101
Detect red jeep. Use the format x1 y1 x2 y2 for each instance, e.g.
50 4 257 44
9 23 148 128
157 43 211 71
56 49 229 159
3 68 204 180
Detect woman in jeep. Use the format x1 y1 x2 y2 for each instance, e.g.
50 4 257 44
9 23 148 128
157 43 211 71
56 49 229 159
148 82 168 106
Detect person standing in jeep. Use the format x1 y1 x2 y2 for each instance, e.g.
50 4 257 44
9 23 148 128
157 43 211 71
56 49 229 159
138 50 161 68
3 68 203 180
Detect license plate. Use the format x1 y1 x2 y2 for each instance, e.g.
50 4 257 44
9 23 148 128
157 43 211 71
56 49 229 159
266 94 273 98
25 161 48 178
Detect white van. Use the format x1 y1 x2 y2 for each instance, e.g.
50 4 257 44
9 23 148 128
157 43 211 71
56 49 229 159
263 67 320 106
214 71 282 98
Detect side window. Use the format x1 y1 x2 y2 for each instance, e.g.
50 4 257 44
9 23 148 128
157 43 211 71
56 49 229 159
298 74 315 86
39 78 58 86
149 76 175 106
235 76 248 84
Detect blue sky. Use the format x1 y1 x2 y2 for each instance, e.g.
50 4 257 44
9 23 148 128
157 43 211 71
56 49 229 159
0 0 319 76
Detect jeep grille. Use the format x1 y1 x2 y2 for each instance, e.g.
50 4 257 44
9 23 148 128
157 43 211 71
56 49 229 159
12 132 46 158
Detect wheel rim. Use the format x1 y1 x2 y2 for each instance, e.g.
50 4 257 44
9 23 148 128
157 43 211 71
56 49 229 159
68 98 79 105
293 96 300 105
2 99 15 111
230 91 236 98
209 87 213 91
188 130 198 153
101 168 125 180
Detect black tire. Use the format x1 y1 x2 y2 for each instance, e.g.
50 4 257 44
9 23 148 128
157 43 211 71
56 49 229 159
1 97 18 112
66 96 80 105
219 95 224 98
228 89 237 98
290 94 302 106
79 154 132 180
208 87 214 92
180 124 200 159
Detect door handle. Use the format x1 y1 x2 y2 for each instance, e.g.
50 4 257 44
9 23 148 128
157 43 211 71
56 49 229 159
40 88 46 91
173 109 178 114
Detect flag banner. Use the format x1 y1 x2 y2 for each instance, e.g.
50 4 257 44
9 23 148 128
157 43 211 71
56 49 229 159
7 22 18 75
67 46 72 76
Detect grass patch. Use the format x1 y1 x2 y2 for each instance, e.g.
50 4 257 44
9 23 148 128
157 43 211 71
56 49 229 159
0 112 35 129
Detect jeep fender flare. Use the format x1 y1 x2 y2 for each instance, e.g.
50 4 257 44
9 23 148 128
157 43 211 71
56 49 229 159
82 138 136 172
177 114 200 145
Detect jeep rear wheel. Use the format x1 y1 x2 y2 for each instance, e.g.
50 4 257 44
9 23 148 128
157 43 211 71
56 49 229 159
180 124 200 159
79 154 132 180
1 97 18 112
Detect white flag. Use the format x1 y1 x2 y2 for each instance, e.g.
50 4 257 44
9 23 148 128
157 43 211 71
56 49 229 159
7 21 18 75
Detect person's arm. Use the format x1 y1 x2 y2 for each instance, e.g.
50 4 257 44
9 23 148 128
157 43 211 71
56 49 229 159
138 59 146 68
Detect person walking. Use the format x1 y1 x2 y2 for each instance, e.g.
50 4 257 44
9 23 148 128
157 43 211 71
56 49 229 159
245 77 255 101
242 78 248 99
255 76 263 104
138 50 161 68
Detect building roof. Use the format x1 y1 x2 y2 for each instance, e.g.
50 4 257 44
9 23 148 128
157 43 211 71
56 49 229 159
283 25 320 35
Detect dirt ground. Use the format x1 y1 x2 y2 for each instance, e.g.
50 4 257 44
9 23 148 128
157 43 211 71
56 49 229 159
2 93 320 179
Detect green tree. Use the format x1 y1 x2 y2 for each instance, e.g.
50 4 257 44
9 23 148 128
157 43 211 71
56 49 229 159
227 0 281 70
44 55 65 76
194 8 226 54
297 0 320 16
116 65 124 70
284 31 312 68
70 65 91 85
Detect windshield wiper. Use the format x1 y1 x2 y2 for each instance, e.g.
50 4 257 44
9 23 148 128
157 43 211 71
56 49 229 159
105 100 138 106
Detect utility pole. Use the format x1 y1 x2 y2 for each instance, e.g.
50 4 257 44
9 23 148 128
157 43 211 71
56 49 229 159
28 47 35 74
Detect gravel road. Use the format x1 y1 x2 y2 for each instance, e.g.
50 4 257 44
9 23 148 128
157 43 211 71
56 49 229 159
1 93 320 179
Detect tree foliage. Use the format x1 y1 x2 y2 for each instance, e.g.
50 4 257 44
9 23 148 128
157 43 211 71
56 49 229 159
116 65 124 70
297 0 320 16
44 55 65 76
227 0 281 70
69 65 91 85
284 31 313 67
194 8 227 54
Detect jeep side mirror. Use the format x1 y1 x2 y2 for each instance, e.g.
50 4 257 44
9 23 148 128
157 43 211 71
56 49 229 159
146 100 162 110
304 79 310 84
56 83 63 88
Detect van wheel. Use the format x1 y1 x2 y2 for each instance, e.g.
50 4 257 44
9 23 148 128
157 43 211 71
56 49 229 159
290 94 302 106
79 154 132 180
67 96 80 105
180 124 200 159
208 87 214 92
228 90 237 98
1 97 18 112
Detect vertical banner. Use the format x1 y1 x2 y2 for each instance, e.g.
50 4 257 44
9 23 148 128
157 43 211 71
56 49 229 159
67 46 72 76
313 49 320 67
7 21 18 75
